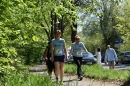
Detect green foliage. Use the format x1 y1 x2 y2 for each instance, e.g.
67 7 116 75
0 71 58 86
63 26 72 48
0 0 49 79
114 0 130 51
78 32 103 54
0 0 80 81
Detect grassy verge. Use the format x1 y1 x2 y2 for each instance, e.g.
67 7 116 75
0 70 58 86
64 63 130 82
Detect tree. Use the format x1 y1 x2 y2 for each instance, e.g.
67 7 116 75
98 0 121 47
39 0 78 41
82 0 122 47
114 0 130 51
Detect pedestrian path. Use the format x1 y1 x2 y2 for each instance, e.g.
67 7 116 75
29 64 122 86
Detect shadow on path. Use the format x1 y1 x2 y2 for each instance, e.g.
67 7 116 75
63 79 77 83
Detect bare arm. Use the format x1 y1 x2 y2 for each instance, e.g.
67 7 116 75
83 47 89 53
63 44 68 61
69 47 73 56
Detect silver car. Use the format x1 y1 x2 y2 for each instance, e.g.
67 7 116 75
82 52 97 64
68 51 97 64
118 51 130 64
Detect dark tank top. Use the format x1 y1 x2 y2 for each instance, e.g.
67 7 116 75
46 46 51 59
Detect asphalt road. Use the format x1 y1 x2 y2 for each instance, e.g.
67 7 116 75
101 63 130 71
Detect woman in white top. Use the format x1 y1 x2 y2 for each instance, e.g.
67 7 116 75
96 47 102 65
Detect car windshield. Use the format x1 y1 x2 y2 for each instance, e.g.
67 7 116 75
125 52 130 55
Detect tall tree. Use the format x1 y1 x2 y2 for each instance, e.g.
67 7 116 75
98 0 121 47
40 0 78 41
114 0 130 51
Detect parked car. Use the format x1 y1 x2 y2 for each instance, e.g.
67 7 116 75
101 54 105 63
68 55 74 63
82 52 97 64
68 51 97 64
118 51 130 64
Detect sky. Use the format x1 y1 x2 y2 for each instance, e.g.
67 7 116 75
77 25 83 32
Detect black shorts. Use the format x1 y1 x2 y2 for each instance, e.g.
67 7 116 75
54 55 65 62
46 60 55 72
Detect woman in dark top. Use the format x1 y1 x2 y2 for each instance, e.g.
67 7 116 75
44 41 55 78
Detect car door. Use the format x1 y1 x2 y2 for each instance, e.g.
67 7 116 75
118 52 123 62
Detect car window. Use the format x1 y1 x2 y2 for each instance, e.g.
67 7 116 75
125 52 130 55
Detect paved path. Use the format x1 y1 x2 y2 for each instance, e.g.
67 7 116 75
29 64 123 86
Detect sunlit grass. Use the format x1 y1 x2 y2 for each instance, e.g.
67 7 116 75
64 63 130 82
0 71 58 86
1 64 130 86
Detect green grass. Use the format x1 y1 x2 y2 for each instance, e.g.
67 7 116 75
0 71 58 86
1 63 130 86
64 63 130 82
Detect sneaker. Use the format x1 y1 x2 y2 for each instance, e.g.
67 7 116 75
79 76 83 81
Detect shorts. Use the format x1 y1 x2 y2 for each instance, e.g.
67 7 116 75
54 55 65 62
46 60 55 72
108 60 115 66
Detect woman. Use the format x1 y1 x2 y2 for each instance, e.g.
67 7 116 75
44 41 55 78
51 30 68 84
96 47 102 65
69 35 88 80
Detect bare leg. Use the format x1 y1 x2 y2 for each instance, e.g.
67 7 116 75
46 66 52 77
109 66 114 69
109 66 112 69
111 65 114 69
54 62 60 79
59 62 64 81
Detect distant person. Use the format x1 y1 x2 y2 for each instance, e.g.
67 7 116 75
96 47 102 65
51 30 68 84
44 41 55 78
69 35 89 81
104 45 118 69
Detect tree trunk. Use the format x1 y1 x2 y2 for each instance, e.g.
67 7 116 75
50 12 54 40
71 19 77 43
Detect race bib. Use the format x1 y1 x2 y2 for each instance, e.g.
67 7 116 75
76 51 81 55
56 49 62 54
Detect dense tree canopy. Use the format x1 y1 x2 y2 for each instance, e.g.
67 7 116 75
1 0 130 79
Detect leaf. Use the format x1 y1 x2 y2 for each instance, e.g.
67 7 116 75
32 36 39 42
